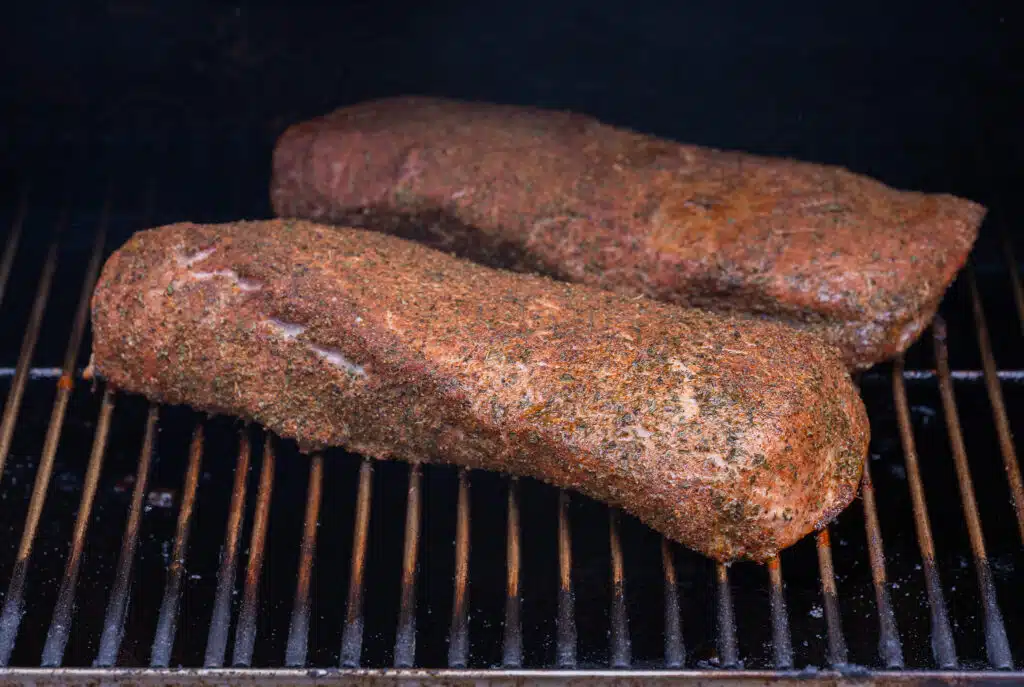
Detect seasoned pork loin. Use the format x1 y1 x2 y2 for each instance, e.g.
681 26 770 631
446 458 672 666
90 220 868 562
271 96 984 369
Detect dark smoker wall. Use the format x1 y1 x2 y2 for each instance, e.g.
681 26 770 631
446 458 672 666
0 0 1020 249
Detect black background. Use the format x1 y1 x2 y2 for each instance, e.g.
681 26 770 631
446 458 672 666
1 0 1021 218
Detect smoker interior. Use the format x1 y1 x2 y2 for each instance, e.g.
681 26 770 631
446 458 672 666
1 2 1023 683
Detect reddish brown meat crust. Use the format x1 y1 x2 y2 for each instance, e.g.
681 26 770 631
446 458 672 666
270 96 984 370
90 220 868 562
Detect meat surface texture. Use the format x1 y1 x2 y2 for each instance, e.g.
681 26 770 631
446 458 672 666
270 96 985 370
90 220 868 562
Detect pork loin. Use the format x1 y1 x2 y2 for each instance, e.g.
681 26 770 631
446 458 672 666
90 219 869 562
270 96 984 370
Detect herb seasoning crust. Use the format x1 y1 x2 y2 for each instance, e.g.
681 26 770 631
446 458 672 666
271 96 984 370
91 220 868 562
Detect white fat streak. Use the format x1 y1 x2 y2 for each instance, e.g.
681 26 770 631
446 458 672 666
177 246 216 267
176 247 261 291
310 344 366 377
190 269 262 292
265 319 366 378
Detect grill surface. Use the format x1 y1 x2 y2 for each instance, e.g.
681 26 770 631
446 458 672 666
0 132 1022 686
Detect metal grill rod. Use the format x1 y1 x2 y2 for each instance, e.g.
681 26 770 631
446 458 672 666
860 458 904 668
150 425 206 668
714 562 738 669
932 319 1013 669
4 667 1024 684
95 403 159 668
0 208 107 666
0 368 64 379
1002 233 1024 334
766 558 792 670
555 490 577 669
0 365 63 664
0 232 60 479
502 478 522 668
660 538 685 669
203 429 252 668
284 453 324 668
447 468 471 669
40 389 116 667
892 355 958 669
867 369 1024 383
850 373 905 670
393 462 422 669
608 510 631 669
231 434 276 668
815 529 848 667
966 268 1024 543
0 185 28 310
339 458 373 668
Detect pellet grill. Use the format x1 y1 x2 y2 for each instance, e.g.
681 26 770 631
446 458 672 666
0 1 1021 685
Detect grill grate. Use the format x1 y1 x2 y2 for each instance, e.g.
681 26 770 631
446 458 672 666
0 152 1023 684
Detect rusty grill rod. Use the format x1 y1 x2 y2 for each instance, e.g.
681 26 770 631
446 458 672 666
0 208 107 666
852 374 903 669
284 453 324 667
41 389 116 667
966 268 1024 543
608 509 631 668
339 458 374 668
94 403 159 668
555 490 577 669
815 529 848 667
0 231 60 479
151 425 206 668
660 538 685 669
766 558 793 669
860 457 904 668
203 429 253 668
502 478 522 668
231 434 276 668
0 184 29 310
393 462 423 669
447 468 471 668
715 562 739 668
285 453 324 668
892 355 958 668
932 320 1013 669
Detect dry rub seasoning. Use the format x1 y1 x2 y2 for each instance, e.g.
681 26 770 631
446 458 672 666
91 220 868 562
271 96 984 370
